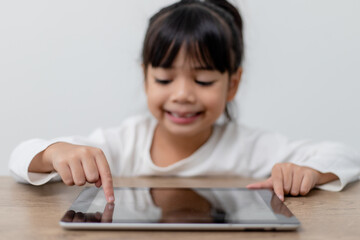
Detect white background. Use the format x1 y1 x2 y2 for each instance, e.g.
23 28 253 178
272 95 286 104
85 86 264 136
1 0 359 175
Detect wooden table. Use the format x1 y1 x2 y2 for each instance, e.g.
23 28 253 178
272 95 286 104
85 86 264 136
0 176 359 239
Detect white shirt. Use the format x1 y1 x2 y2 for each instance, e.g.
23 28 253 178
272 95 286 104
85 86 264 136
8 114 360 191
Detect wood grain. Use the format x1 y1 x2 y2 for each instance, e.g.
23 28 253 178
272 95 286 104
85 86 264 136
0 176 359 240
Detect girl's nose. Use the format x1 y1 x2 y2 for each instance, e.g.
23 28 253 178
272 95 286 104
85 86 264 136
170 79 196 104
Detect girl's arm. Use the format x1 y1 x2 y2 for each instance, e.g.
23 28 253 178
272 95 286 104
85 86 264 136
239 126 360 200
28 142 114 203
8 128 122 203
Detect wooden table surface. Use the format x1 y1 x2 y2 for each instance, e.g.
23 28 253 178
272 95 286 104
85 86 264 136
0 176 359 240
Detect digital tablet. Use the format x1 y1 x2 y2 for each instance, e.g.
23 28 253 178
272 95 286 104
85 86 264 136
60 187 300 230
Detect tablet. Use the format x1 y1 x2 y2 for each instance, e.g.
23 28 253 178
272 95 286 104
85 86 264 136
60 187 300 230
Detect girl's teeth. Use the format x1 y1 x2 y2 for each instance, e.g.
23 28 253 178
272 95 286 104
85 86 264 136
171 112 197 118
185 113 196 118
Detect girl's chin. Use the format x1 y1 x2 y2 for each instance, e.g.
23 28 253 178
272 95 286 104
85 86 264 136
160 120 212 139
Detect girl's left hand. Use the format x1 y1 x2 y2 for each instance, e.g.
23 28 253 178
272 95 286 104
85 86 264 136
246 163 338 201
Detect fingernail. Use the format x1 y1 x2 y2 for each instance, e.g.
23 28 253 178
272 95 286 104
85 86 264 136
108 203 114 210
277 194 284 201
108 196 114 203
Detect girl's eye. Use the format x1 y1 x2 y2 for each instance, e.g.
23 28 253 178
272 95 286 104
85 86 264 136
195 80 214 86
155 78 172 85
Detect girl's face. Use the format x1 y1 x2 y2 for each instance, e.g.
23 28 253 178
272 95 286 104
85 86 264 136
144 47 241 138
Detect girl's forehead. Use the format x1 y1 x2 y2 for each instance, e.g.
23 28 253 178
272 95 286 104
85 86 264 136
165 46 210 70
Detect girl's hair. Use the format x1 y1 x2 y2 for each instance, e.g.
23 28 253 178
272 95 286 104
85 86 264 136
142 0 244 120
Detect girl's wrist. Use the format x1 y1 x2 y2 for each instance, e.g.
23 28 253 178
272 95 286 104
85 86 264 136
29 150 53 173
317 172 338 185
41 143 59 172
29 144 58 173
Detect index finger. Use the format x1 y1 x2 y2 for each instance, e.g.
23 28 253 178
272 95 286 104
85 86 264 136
272 165 285 201
95 150 114 203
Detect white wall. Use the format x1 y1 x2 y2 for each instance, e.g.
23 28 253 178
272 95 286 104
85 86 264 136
0 0 359 175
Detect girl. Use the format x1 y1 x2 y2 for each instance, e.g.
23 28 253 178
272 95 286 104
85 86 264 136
9 0 360 204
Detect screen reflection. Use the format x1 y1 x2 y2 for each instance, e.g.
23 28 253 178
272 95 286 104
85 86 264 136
61 188 293 223
61 202 114 223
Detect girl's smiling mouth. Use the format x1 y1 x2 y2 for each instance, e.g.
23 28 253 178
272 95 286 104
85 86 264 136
165 110 203 124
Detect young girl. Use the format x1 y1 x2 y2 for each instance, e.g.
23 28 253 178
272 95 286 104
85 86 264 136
9 0 360 204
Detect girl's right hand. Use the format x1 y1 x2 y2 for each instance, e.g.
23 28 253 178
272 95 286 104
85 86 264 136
29 142 114 203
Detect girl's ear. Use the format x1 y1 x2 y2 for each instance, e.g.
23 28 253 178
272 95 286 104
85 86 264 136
226 67 242 102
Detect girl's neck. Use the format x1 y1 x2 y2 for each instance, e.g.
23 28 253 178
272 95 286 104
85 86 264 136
150 125 213 167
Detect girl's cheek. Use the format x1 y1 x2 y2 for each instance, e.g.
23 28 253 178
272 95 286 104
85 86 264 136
147 88 167 114
204 85 228 104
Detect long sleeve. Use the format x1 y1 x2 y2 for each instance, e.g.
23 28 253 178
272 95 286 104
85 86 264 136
9 138 62 185
241 128 360 191
281 140 360 191
8 128 122 185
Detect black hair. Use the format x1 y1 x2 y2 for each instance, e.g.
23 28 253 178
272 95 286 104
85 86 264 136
142 0 244 120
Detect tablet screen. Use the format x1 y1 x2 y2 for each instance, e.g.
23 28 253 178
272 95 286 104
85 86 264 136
60 187 300 229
